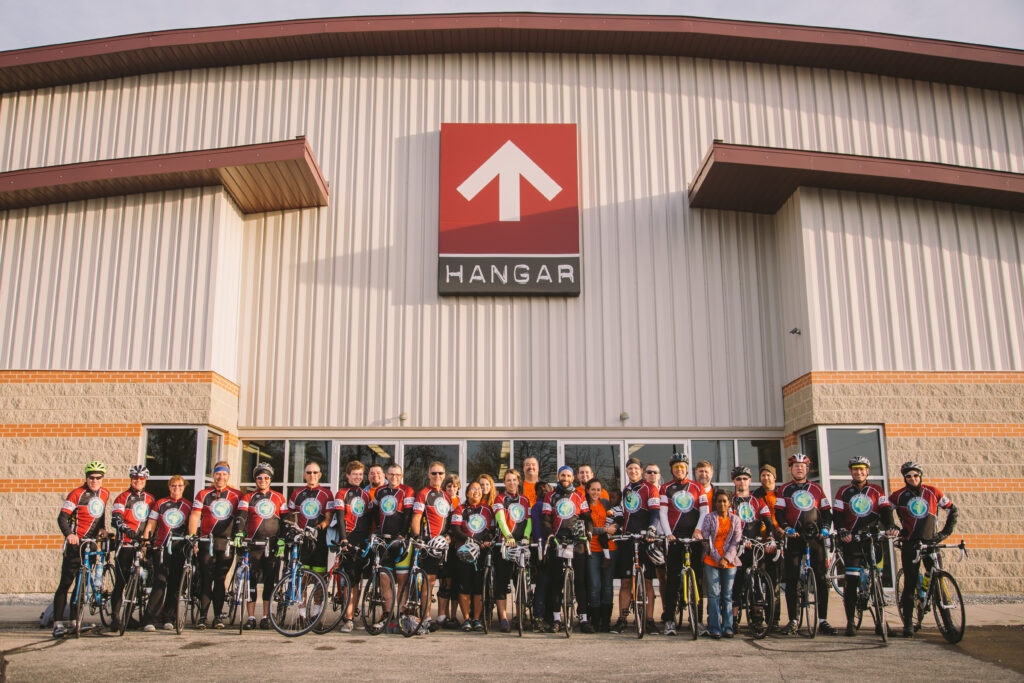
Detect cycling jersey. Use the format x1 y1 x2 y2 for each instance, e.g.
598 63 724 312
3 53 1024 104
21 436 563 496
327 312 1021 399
58 485 110 538
111 488 155 537
371 484 415 536
542 486 590 538
288 485 334 530
753 485 778 514
616 480 660 533
731 492 772 539
891 484 953 541
335 486 373 539
833 482 892 532
192 486 242 538
493 492 531 540
659 478 705 536
236 490 287 539
774 480 832 529
412 487 453 539
451 503 495 547
149 497 192 547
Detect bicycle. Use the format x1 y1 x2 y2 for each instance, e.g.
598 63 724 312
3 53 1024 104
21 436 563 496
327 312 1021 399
269 524 327 636
667 536 703 640
502 541 536 637
360 535 398 635
226 538 267 635
740 538 779 640
114 538 151 636
846 531 891 642
480 541 497 634
395 538 432 637
544 535 587 638
610 532 657 639
826 539 846 597
895 539 967 644
174 535 200 634
311 541 353 634
70 537 116 637
784 527 829 638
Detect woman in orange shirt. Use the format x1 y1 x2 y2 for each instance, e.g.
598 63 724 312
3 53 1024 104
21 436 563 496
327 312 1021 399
585 478 617 632
700 489 743 638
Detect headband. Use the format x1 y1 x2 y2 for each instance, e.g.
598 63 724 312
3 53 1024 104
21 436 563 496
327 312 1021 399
557 465 574 475
213 466 230 474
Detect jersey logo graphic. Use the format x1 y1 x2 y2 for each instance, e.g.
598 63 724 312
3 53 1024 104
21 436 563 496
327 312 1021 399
300 498 322 519
672 491 695 513
87 497 105 517
737 502 755 523
349 498 366 517
791 490 816 512
255 499 278 519
850 494 873 518
555 498 576 519
210 499 233 520
908 497 929 519
508 503 527 523
467 513 487 533
623 491 641 513
379 495 398 516
162 508 185 529
433 498 451 517
130 501 150 521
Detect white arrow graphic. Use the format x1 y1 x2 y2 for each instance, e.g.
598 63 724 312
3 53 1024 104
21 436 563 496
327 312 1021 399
456 140 562 222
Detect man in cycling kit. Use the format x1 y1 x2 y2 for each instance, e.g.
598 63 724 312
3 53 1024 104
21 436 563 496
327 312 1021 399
493 468 531 632
110 464 155 631
188 460 241 629
542 465 592 633
411 461 454 632
891 461 958 638
774 453 837 635
752 463 783 624
142 475 192 631
373 462 415 627
657 452 705 636
233 463 287 630
609 458 660 634
287 461 334 574
730 465 777 630
334 460 373 633
52 461 110 637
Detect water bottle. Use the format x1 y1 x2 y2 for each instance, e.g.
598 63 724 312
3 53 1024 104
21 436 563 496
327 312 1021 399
921 574 931 595
917 575 927 599
859 568 868 584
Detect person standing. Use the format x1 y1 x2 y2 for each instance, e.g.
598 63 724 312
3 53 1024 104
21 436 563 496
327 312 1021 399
287 460 334 576
658 452 705 636
334 460 373 633
493 469 531 632
109 464 154 631
701 490 743 639
142 475 192 631
585 478 616 632
411 461 454 632
233 463 287 630
609 458 660 634
729 466 776 630
188 460 242 629
522 457 541 507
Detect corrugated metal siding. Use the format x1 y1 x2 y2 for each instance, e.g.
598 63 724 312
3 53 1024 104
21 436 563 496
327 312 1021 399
774 193 813 383
799 188 1024 371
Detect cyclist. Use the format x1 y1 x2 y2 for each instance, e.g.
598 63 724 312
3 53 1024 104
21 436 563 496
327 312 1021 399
834 455 896 636
142 475 192 631
658 452 705 636
438 473 462 627
493 468 531 632
609 458 660 634
477 474 497 509
575 464 608 499
585 477 616 632
753 463 783 626
451 481 495 631
891 461 958 638
109 464 155 631
287 461 334 576
334 460 374 633
774 453 837 635
541 465 592 633
365 464 386 501
529 481 553 631
702 489 743 638
373 463 415 630
187 460 241 629
410 461 454 632
730 465 776 630
233 463 287 630
51 461 110 638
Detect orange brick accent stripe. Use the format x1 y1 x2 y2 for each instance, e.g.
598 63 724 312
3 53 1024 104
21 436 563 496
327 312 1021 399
0 535 65 550
0 478 130 493
887 423 1024 438
948 534 1024 550
887 478 1024 493
0 423 142 437
782 371 1024 397
224 432 239 447
0 370 240 396
783 433 798 448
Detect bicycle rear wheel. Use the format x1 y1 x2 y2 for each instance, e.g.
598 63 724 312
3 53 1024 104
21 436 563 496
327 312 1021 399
684 569 700 640
482 567 493 634
237 569 248 635
514 568 527 637
270 569 326 637
361 570 392 635
314 569 351 634
894 567 925 633
176 563 193 634
799 568 818 638
931 571 965 644
397 568 429 637
562 566 575 638
633 568 646 639
746 570 771 640
74 570 87 637
225 570 239 625
870 571 888 642
99 564 116 627
118 572 139 636
827 552 844 597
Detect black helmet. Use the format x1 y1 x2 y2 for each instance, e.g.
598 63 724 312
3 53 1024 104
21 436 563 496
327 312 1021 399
252 462 274 480
730 466 752 479
900 461 923 477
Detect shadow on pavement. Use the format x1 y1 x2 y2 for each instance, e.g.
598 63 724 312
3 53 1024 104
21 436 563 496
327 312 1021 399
919 625 1024 676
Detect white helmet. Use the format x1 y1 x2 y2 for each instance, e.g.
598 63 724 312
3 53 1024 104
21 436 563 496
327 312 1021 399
426 535 449 558
456 540 481 564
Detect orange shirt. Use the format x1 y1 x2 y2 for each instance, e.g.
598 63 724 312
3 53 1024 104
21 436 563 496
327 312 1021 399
704 515 734 569
523 481 538 508
588 500 617 553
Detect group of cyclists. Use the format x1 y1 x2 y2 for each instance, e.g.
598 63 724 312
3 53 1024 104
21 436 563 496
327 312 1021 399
51 449 957 640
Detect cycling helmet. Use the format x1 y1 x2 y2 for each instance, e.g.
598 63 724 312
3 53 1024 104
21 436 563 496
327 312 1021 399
900 461 923 477
669 452 689 466
787 453 811 466
129 464 149 479
847 455 871 469
426 535 449 558
456 540 480 565
572 520 587 539
252 462 274 479
84 461 106 476
730 465 752 479
645 542 666 566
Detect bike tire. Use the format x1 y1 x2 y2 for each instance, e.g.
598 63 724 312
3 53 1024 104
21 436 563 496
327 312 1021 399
746 570 771 640
800 568 818 638
225 570 239 625
827 551 844 597
482 567 493 634
397 568 428 637
99 564 117 627
314 569 351 634
563 566 575 638
118 572 139 636
361 569 392 636
894 567 925 633
237 568 248 635
189 569 202 626
176 563 192 634
685 570 700 640
931 571 965 644
269 569 326 637
74 569 87 638
514 568 527 637
871 571 888 643
633 567 645 640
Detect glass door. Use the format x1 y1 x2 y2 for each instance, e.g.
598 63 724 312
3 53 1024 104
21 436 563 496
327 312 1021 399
561 441 623 493
400 442 461 494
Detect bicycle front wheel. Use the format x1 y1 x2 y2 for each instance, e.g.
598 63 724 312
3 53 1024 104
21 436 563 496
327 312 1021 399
514 568 527 637
118 572 139 636
482 567 493 634
237 568 249 635
870 571 888 643
176 563 193 634
269 569 326 637
314 569 351 634
684 569 700 640
397 568 428 637
931 571 965 644
827 553 844 597
99 564 117 627
74 570 87 637
746 570 771 640
799 568 818 638
633 568 646 639
562 566 575 638
361 569 393 635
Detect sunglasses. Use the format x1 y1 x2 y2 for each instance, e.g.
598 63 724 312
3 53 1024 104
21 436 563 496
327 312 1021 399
645 470 659 475
256 475 271 480
87 475 104 481
430 471 445 476
304 471 321 475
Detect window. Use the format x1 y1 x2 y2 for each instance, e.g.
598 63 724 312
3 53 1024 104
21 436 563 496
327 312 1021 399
203 431 223 485
513 440 557 485
286 440 332 498
626 443 687 491
403 444 459 492
241 440 285 494
737 440 782 477
798 430 823 482
467 440 509 492
144 427 199 501
691 440 736 486
565 443 622 492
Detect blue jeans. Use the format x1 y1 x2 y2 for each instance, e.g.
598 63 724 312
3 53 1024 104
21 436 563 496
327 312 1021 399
704 563 737 635
587 550 615 611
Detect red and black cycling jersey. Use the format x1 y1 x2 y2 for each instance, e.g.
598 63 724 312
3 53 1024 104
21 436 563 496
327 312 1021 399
111 488 155 537
731 492 773 539
833 482 892 532
335 486 373 540
493 492 531 540
413 487 453 539
451 503 495 547
371 484 414 537
288 485 334 530
891 484 953 541
192 486 242 538
659 478 705 536
543 487 590 538
616 480 660 533
235 490 287 539
148 497 192 547
58 485 110 538
774 480 832 530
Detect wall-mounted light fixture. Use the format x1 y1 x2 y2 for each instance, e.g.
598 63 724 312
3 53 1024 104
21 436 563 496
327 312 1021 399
619 411 630 422
789 328 801 335
399 411 409 424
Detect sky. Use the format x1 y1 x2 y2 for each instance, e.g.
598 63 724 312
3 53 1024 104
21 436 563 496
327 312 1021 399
0 0 1022 52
